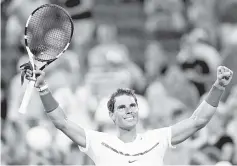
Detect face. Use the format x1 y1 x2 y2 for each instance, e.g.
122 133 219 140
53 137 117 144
109 95 139 130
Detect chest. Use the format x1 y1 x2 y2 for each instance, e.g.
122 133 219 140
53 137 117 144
94 136 166 164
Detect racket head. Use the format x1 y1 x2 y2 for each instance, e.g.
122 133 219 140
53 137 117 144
24 4 74 63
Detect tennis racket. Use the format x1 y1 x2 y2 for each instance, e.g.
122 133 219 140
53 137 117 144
18 4 74 114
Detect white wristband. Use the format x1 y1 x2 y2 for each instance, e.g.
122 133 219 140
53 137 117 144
36 84 49 92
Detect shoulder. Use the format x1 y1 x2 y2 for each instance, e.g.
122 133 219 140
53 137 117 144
85 129 110 137
84 129 114 142
146 127 171 133
144 127 172 139
144 127 175 149
79 129 114 152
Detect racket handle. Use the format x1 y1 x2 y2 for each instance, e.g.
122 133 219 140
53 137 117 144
18 80 35 114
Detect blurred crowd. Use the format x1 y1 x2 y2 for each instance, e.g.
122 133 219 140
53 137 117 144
1 0 237 165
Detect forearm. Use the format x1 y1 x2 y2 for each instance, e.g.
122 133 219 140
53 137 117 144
171 66 232 145
39 88 67 129
191 81 225 127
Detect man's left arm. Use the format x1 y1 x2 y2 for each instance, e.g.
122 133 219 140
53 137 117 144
170 66 233 146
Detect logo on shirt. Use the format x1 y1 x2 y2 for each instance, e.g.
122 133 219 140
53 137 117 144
128 160 137 163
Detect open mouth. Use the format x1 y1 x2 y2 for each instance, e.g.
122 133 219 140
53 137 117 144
124 116 135 121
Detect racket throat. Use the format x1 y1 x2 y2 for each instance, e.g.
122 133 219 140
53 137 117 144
39 59 56 70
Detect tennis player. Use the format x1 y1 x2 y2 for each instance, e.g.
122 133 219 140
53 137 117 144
23 65 233 165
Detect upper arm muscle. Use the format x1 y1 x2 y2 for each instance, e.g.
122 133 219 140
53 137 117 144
171 117 200 145
47 107 87 148
170 100 217 145
60 120 87 148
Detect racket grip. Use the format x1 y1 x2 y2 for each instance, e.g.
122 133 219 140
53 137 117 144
18 80 35 114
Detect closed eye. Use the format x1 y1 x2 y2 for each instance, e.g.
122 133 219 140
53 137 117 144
130 103 136 108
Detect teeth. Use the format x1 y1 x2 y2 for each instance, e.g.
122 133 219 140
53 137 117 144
125 117 133 120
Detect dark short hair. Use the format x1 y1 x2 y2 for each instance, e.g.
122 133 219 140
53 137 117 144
107 88 138 113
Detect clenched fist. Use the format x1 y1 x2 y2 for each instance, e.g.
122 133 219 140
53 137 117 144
216 66 233 88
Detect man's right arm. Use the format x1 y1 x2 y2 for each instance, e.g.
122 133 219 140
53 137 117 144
24 69 87 148
39 88 87 148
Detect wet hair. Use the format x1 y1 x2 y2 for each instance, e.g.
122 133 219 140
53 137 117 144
107 88 138 113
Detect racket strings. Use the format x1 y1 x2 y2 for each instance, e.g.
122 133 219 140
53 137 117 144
26 4 73 61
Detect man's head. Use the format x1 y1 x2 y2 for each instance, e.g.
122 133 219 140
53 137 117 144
107 88 139 130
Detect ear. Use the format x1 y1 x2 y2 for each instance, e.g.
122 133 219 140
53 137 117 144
109 111 115 122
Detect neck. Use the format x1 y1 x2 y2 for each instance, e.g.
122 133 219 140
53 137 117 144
117 127 137 143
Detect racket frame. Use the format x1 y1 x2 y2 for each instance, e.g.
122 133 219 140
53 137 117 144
25 4 74 70
18 4 74 114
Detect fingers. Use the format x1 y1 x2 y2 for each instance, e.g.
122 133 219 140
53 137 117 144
217 66 228 76
22 69 45 82
217 66 233 80
20 61 36 71
222 72 231 80
218 66 233 74
26 69 33 76
24 69 35 82
33 70 45 77
24 69 44 76
20 61 46 85
25 75 36 81
218 71 231 80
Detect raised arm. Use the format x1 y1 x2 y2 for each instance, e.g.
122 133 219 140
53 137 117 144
170 66 233 146
25 69 86 148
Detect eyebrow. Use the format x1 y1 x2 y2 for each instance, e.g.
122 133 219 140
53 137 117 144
117 105 125 109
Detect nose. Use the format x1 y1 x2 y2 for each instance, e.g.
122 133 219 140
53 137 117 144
125 107 133 114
